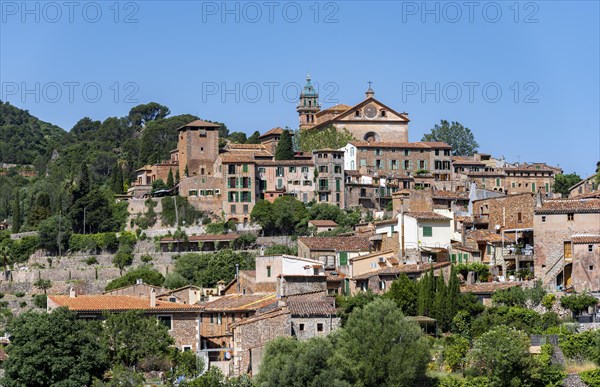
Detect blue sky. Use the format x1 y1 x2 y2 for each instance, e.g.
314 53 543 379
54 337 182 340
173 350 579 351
1 1 599 176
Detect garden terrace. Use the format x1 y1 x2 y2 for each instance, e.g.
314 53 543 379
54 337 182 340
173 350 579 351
158 234 240 252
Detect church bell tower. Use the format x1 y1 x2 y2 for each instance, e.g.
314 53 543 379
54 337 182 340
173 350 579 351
297 74 321 130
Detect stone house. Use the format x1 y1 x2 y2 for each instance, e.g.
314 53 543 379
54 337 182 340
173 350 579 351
258 127 284 155
465 229 513 276
231 293 339 377
570 235 600 292
255 159 315 204
129 151 179 198
103 283 166 298
504 163 562 197
158 285 204 305
313 149 345 207
471 193 535 231
344 170 402 210
569 174 599 198
352 262 452 294
297 236 372 271
198 293 278 351
48 289 202 351
534 197 600 291
460 282 522 306
308 219 338 234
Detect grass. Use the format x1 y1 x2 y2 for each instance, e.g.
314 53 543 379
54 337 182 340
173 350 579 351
566 360 597 374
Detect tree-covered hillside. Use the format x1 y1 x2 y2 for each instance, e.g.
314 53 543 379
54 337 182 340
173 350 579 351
0 101 71 164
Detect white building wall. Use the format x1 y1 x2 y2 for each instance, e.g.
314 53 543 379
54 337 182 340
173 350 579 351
341 144 357 171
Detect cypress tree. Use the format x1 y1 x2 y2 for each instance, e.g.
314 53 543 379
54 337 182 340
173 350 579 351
433 273 448 329
274 130 294 160
175 169 180 183
166 168 174 188
12 189 21 233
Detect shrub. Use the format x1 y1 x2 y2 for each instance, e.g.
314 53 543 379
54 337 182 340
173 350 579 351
105 266 165 291
264 244 297 256
560 329 600 364
33 294 47 309
140 254 153 263
84 256 98 265
19 301 27 308
14 292 25 298
163 272 188 290
580 369 600 387
560 293 599 317
0 293 4 299
542 293 556 310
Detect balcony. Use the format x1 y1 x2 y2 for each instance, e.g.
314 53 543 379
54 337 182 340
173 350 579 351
503 246 534 262
317 186 330 192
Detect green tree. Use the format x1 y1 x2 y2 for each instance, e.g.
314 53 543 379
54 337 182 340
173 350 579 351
246 130 261 144
467 326 532 386
105 266 165 291
250 199 275 233
11 189 21 233
167 168 175 188
109 164 124 194
139 114 197 165
274 130 294 160
33 278 52 294
417 269 436 317
421 120 478 156
128 102 170 127
560 293 598 318
443 334 470 373
297 125 355 152
100 310 174 367
385 273 417 316
335 291 379 326
553 173 582 197
2 308 106 386
331 298 430 386
28 192 51 227
257 336 346 387
272 195 308 235
38 214 71 255
174 249 254 287
163 272 189 289
228 132 247 144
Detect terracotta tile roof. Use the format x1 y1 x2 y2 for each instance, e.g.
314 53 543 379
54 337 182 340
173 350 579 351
255 159 313 166
451 157 485 165
219 154 256 163
571 235 600 244
350 141 430 149
420 141 452 149
160 234 239 243
406 212 451 221
226 144 266 150
231 307 289 328
259 127 285 138
465 171 505 177
461 282 521 294
325 271 346 282
284 294 337 316
200 293 277 312
535 198 600 214
504 163 561 173
350 250 395 262
466 229 510 243
451 243 480 253
317 104 352 116
177 120 221 130
570 191 600 199
373 218 398 226
297 236 371 252
308 220 338 227
353 262 451 280
432 190 469 200
48 295 202 312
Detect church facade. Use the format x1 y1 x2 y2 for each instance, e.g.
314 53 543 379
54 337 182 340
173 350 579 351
297 75 410 143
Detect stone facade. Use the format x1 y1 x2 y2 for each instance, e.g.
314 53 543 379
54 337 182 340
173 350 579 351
291 315 340 340
504 163 561 196
472 193 535 230
534 198 600 291
313 149 345 207
256 159 315 204
277 275 327 296
572 240 600 292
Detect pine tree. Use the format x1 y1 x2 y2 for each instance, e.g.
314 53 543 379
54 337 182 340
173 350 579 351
110 164 124 194
246 130 261 144
12 189 21 233
166 168 174 188
75 163 90 200
274 130 294 160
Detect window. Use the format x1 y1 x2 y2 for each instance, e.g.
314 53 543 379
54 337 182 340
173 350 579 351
370 262 377 268
404 149 410 156
381 110 386 117
258 167 265 173
169 297 177 303
228 165 236 174
242 164 248 173
589 245 594 252
217 313 222 325
423 226 433 237
301 166 309 173
319 166 328 173
517 212 522 223
334 165 342 174
567 213 574 221
360 159 366 167
230 205 236 214
276 167 284 177
289 166 296 173
542 216 546 222
435 149 439 156
564 242 572 258
339 252 348 265
375 148 382 156
267 266 271 277
486 245 491 254
182 346 192 352
299 323 305 331
243 204 249 214
379 281 386 291
210 313 214 323
590 265 595 271
158 315 172 330
317 323 323 332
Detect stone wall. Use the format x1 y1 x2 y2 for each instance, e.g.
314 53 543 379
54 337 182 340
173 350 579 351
278 277 327 296
291 316 340 340
472 193 535 230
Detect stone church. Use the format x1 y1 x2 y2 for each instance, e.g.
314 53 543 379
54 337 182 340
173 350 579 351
297 75 410 143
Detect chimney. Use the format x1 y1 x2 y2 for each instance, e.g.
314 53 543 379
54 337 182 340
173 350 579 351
136 278 143 285
535 191 544 208
150 288 156 308
69 287 76 298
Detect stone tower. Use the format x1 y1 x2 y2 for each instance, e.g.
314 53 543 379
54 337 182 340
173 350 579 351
297 74 320 129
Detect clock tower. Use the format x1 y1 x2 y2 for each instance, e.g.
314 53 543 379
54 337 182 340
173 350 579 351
297 74 320 129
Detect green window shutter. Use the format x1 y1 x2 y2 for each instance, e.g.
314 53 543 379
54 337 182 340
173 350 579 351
496 178 500 186
236 192 239 202
423 226 432 237
451 254 456 263
249 179 252 189
532 183 536 192
243 164 248 173
336 179 341 192
339 252 348 266
512 182 516 188
545 183 549 192
486 245 491 254
424 160 428 170
458 253 463 263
